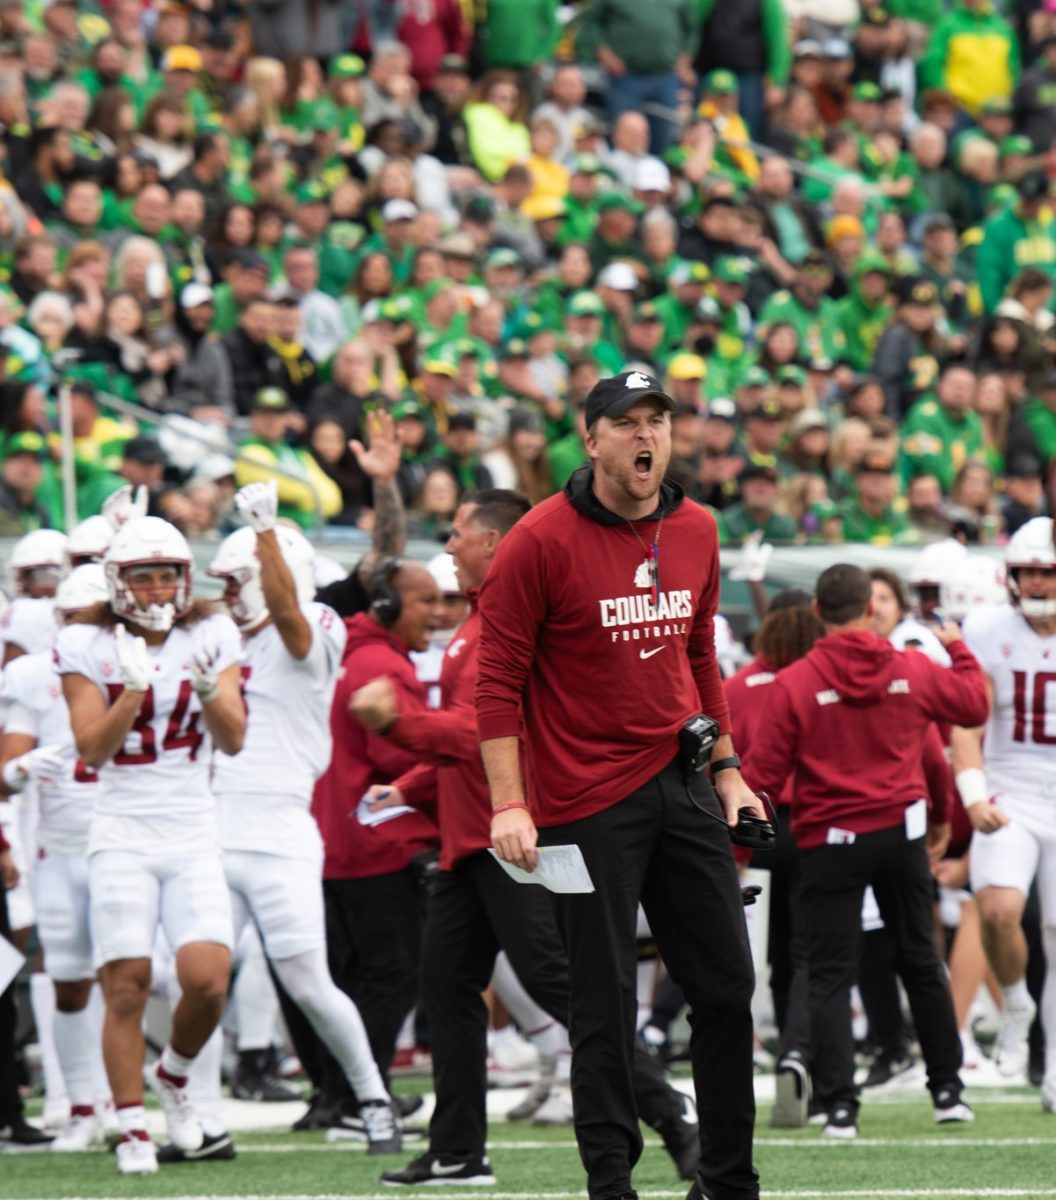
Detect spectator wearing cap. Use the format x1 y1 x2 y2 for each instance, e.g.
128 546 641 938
117 435 169 509
696 69 761 185
832 253 893 372
976 170 1056 314
665 352 707 413
654 260 710 352
420 54 472 166
919 0 1020 119
210 248 271 335
578 0 695 153
782 407 831 477
900 361 986 495
429 410 494 493
718 463 797 545
359 199 419 287
916 213 971 329
284 181 357 298
693 0 790 143
0 430 49 534
282 245 346 365
463 71 531 184
220 297 293 418
872 277 948 419
586 192 644 274
170 281 235 420
1000 453 1046 535
837 449 911 543
758 250 846 362
623 301 666 376
596 261 639 331
712 256 755 369
236 386 341 528
562 291 624 376
694 396 743 509
268 285 319 413
735 397 789 475
811 38 854 126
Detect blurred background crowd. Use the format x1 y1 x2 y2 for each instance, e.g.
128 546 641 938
0 0 1054 547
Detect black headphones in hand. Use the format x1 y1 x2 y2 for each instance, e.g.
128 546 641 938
369 557 403 628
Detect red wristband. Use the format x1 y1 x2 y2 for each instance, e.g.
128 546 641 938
492 802 528 817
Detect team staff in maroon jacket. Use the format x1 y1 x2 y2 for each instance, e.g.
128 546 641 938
744 564 989 1140
311 562 443 1088
352 489 702 1189
476 371 765 1200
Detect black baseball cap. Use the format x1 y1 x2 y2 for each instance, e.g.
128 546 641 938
584 370 675 428
122 435 167 464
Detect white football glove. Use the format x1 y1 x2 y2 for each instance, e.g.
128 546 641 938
114 624 152 692
2 743 67 792
189 637 222 703
235 480 279 533
102 484 150 530
728 530 774 584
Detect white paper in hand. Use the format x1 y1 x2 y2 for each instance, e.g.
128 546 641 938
489 845 594 894
355 795 417 827
0 934 25 993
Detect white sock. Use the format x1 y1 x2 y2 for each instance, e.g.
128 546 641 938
186 1024 226 1138
53 1006 97 1109
554 1050 572 1083
272 948 388 1103
1003 978 1032 1012
1042 926 1056 1082
117 1104 148 1135
87 985 112 1104
233 930 281 1052
29 973 66 1106
160 1044 195 1080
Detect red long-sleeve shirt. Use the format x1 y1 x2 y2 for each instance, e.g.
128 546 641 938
311 614 439 880
743 630 988 851
386 600 496 871
475 472 729 827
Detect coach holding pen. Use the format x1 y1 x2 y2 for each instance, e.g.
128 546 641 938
475 371 763 1200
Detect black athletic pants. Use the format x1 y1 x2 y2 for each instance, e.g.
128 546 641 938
799 823 962 1113
424 851 687 1164
750 806 810 1061
544 758 758 1200
323 869 424 1087
0 886 24 1126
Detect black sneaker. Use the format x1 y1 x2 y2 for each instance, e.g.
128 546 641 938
382 1151 496 1186
771 1052 810 1129
654 1094 699 1181
933 1086 974 1125
394 1093 424 1120
292 1092 346 1132
232 1049 303 1102
156 1132 237 1162
862 1051 915 1088
822 1104 858 1140
0 1119 53 1149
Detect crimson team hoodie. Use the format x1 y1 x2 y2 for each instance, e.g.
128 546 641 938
475 466 729 826
743 629 988 850
311 613 439 880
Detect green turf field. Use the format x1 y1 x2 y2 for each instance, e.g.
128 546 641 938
7 1089 1056 1200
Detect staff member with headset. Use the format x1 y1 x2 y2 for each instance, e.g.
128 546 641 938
476 370 765 1200
311 559 444 1086
744 564 989 1140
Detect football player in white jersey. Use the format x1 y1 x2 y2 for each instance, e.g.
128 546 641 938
957 518 1056 1110
205 481 400 1155
0 565 112 1151
2 528 67 663
56 516 245 1175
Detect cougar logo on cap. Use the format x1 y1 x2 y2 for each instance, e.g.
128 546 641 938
626 371 652 390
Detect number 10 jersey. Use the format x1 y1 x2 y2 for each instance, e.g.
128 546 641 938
963 603 1056 803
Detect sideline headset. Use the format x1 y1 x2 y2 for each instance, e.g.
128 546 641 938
369 557 402 628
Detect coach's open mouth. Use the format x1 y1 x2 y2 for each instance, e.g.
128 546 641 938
634 451 653 478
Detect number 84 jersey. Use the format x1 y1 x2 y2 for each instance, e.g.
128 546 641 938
963 603 1056 803
55 615 243 825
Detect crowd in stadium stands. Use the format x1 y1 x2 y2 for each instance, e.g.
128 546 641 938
0 0 1052 547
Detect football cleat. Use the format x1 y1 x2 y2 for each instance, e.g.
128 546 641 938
994 996 1036 1079
116 1132 158 1175
149 1061 204 1152
381 1151 496 1186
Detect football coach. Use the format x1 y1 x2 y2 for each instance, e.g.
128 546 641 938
475 370 764 1200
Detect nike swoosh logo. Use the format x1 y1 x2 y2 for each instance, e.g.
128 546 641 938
431 1162 468 1176
639 646 666 660
681 1096 697 1126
